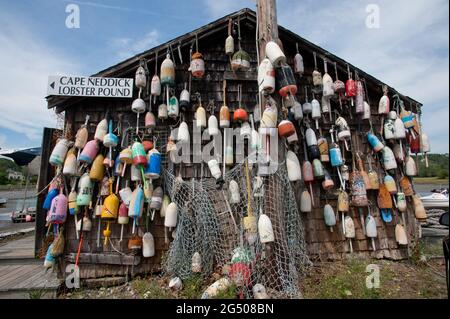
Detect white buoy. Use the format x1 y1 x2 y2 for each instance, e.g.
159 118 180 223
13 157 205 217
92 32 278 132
142 232 155 257
286 151 302 182
229 180 241 204
265 41 286 67
300 190 312 213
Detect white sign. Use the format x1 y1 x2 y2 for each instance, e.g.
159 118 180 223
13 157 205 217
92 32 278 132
47 75 134 98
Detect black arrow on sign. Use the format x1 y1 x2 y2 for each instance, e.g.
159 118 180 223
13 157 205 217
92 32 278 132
50 82 55 89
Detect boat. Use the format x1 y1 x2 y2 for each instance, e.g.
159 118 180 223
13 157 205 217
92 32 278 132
0 198 7 207
421 190 449 210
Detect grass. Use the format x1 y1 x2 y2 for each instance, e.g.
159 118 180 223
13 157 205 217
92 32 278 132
301 251 447 299
413 177 449 185
131 277 174 299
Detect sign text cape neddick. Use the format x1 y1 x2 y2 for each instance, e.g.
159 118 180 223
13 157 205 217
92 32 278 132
47 76 134 98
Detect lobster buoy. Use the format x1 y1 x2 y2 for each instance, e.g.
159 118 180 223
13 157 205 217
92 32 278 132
135 65 147 89
258 58 275 94
322 60 334 98
189 52 205 78
400 176 414 197
313 159 324 179
201 278 231 299
142 140 154 152
276 64 297 98
164 202 178 228
258 213 274 243
278 120 295 137
260 104 278 129
362 101 371 120
50 139 71 167
302 87 312 115
144 148 161 179
286 151 302 182
421 133 431 167
43 188 59 210
378 86 390 114
412 194 427 221
68 189 78 216
384 118 396 140
151 75 161 97
395 224 408 245
397 193 407 212
355 80 365 114
178 122 190 144
143 232 155 257
225 19 234 55
384 175 397 194
180 84 190 111
118 201 129 225
367 133 384 152
231 49 251 71
343 215 355 237
350 171 368 207
228 180 241 204
265 41 286 67
300 190 312 213
394 118 406 139
378 184 393 222
329 139 343 167
94 117 108 142
305 128 318 147
169 277 183 291
129 186 144 231
63 148 78 176
161 54 175 87
208 159 223 185
48 192 67 224
77 173 93 206
294 43 304 76
382 146 397 171
220 105 230 128
191 252 202 273
393 144 405 163
292 100 303 121
44 244 55 269
158 103 168 120
160 195 170 218
253 284 269 299
322 169 335 190
117 205 128 244
324 204 336 231
311 96 321 130
366 215 378 238
89 154 105 182
119 185 133 207
405 156 417 177
208 115 219 136
168 96 179 119
149 186 163 211
338 190 349 213
196 104 207 129
75 115 90 152
78 140 99 165
132 141 147 167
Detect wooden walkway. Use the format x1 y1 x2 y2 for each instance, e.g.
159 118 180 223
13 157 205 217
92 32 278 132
0 235 61 298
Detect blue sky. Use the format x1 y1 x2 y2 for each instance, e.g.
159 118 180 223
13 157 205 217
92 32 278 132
0 0 448 153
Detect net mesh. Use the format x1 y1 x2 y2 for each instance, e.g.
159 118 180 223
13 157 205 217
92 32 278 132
162 158 311 299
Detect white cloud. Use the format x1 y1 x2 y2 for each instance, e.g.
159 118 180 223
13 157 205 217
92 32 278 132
110 30 160 60
0 12 81 146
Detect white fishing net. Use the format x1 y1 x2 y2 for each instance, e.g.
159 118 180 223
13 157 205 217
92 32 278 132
162 157 311 299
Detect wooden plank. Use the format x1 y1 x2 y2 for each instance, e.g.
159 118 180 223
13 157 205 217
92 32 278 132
34 127 58 257
0 265 22 281
66 253 141 266
0 265 39 291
